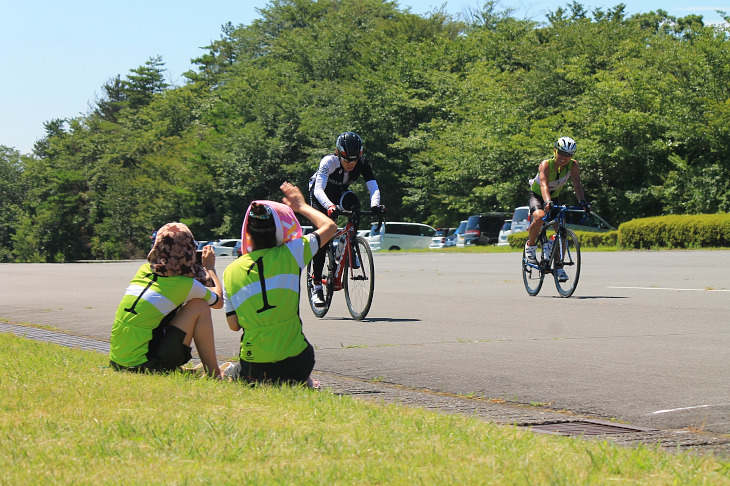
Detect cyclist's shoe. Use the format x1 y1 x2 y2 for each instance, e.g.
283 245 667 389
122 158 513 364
555 268 569 282
525 243 538 265
351 254 361 269
311 287 326 307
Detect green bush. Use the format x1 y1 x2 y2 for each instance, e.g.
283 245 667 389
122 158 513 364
574 230 618 247
508 231 528 248
507 213 730 249
508 230 617 248
618 214 730 249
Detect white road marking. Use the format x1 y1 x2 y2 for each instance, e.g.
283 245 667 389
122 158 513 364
651 404 727 415
609 286 730 292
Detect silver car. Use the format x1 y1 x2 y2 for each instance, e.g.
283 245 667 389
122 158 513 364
454 220 467 247
211 239 241 257
429 227 457 249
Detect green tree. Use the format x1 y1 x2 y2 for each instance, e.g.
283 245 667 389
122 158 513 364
123 56 169 109
0 146 27 261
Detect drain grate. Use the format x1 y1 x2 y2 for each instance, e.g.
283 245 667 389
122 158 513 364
529 419 658 436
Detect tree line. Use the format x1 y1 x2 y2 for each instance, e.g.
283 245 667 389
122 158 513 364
1 0 729 262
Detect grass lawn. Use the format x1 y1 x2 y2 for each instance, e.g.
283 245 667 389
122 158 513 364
1 332 727 484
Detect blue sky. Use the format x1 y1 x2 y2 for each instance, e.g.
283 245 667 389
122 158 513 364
1 1 727 154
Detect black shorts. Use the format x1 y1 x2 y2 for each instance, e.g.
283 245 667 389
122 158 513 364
111 326 192 373
527 191 562 218
239 342 315 385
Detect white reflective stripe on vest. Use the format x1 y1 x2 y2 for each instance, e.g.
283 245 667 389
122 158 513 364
228 273 300 310
124 284 178 315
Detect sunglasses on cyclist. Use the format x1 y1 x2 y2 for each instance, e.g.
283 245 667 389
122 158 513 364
556 149 573 158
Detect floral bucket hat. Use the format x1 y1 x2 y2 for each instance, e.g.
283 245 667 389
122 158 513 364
147 222 211 285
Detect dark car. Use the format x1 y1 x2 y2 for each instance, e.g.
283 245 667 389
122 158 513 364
463 212 511 246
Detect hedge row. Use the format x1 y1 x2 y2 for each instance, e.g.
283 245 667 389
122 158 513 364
618 214 730 249
507 213 730 249
507 230 619 248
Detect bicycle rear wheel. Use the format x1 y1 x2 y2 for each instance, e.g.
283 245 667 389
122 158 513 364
306 244 336 318
522 237 545 296
553 229 581 297
344 236 375 320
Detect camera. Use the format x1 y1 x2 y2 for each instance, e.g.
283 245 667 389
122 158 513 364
195 250 203 265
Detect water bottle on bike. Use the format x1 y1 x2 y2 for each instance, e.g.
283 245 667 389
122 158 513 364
543 234 555 258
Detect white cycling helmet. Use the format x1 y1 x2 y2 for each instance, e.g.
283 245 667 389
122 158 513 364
555 136 577 155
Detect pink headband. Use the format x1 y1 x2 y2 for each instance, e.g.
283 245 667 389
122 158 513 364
241 200 302 254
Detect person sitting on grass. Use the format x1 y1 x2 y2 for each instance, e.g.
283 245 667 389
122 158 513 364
223 182 336 387
110 222 223 378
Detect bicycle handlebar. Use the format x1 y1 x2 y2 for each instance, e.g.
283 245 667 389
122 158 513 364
541 205 586 225
336 206 386 233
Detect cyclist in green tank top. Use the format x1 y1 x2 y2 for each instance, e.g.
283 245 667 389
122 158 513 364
223 182 336 387
525 137 590 281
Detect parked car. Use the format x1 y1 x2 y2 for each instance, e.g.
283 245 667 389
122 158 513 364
429 227 457 249
510 205 616 235
565 210 616 232
510 206 530 234
454 220 467 247
497 220 512 246
211 239 241 257
367 222 436 251
196 240 214 250
463 212 511 246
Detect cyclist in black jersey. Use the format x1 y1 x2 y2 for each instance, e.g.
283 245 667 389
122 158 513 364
308 132 384 306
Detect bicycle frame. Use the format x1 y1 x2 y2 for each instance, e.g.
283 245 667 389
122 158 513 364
522 205 583 297
328 222 357 291
307 206 384 320
525 206 580 271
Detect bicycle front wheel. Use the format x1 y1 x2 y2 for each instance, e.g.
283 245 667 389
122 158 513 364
522 237 544 296
344 236 375 320
553 228 581 297
306 244 336 318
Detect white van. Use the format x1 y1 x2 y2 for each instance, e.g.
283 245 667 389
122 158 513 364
510 206 530 234
367 222 436 251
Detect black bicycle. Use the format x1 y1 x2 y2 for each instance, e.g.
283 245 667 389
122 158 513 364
306 206 384 320
522 205 583 297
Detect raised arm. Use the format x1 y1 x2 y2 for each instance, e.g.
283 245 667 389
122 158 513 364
280 182 337 245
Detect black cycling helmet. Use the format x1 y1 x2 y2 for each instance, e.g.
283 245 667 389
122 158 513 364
335 132 363 162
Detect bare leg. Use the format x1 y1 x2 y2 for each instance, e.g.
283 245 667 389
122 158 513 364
170 299 222 378
527 209 545 247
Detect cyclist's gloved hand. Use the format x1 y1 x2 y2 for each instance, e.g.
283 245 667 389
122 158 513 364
579 199 591 216
544 200 553 213
327 205 338 217
371 205 386 215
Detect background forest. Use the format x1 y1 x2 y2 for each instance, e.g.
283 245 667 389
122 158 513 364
1 0 729 262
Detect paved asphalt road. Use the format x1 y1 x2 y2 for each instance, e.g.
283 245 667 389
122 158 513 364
1 250 728 435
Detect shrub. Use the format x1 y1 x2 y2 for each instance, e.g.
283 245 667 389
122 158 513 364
618 214 730 249
574 230 618 247
507 213 730 249
508 230 617 248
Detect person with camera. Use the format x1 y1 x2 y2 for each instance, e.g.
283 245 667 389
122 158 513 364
524 136 591 281
308 131 384 307
110 222 223 378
